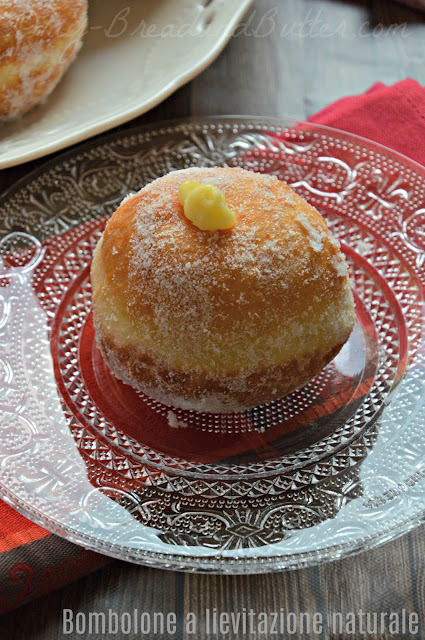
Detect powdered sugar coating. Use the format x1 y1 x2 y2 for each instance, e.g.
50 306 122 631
167 411 188 429
296 212 326 252
93 295 354 413
0 0 87 120
91 167 355 413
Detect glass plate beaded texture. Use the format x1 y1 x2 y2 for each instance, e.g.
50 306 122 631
0 117 424 573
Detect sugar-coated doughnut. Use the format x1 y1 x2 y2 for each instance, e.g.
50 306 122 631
91 167 355 414
0 0 87 120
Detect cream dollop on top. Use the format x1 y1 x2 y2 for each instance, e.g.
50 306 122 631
178 179 236 231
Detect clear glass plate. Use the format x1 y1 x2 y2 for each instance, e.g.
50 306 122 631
0 117 424 573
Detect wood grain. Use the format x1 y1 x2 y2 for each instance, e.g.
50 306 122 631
1 0 425 638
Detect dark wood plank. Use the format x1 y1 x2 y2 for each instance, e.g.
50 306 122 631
319 532 422 640
191 0 307 118
2 526 424 640
1 0 425 638
0 565 184 640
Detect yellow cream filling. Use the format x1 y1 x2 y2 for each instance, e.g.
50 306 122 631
178 180 236 231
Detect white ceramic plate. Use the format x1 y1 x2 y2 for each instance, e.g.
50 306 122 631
0 0 253 169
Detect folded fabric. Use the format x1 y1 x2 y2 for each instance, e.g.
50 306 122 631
309 79 425 167
1 77 424 614
0 500 109 614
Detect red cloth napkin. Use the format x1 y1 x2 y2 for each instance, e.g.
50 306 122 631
0 501 109 613
1 78 424 614
309 79 425 166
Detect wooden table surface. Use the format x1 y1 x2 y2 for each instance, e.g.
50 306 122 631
2 1 425 638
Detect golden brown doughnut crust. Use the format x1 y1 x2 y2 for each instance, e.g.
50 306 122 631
95 327 348 413
0 0 87 120
91 167 355 413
